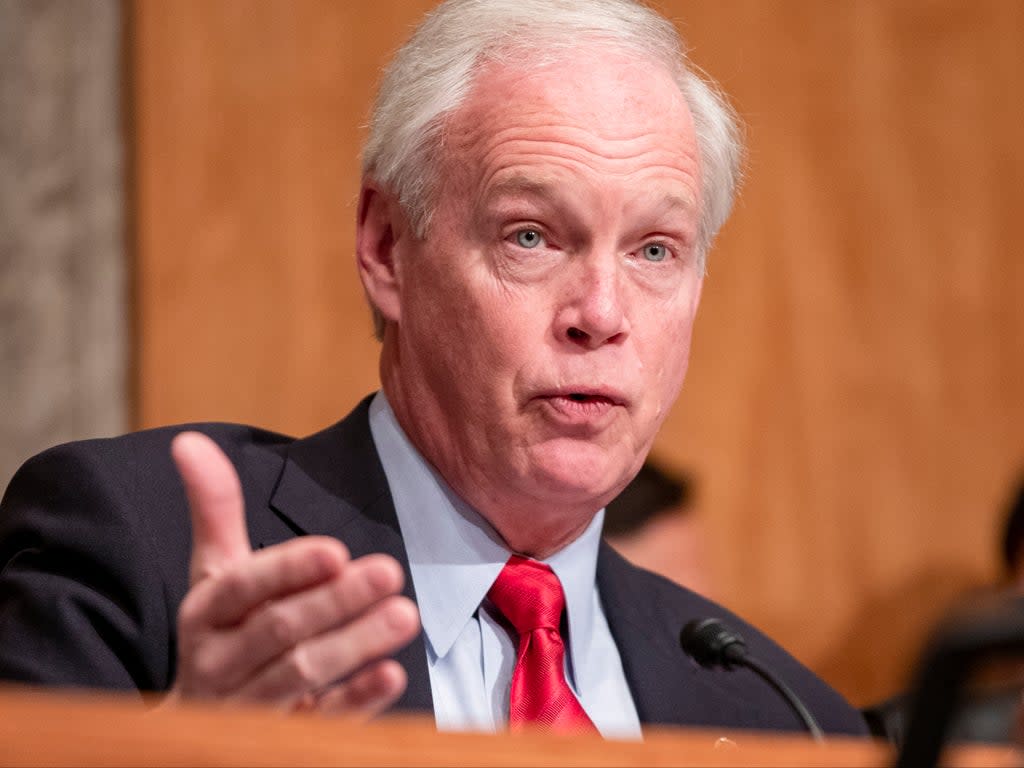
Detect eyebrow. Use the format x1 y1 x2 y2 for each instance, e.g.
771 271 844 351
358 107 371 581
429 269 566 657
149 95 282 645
484 175 696 211
481 175 561 207
479 174 699 245
650 192 697 217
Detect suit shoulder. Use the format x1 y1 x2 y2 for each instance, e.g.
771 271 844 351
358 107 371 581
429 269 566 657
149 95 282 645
7 422 291 491
25 421 294 464
1 422 299 554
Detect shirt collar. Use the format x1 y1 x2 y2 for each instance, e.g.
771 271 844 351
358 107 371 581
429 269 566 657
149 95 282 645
368 392 604 693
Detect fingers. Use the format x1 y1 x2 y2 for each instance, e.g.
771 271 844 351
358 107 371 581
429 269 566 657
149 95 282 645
169 430 420 718
233 594 419 705
312 659 408 719
186 552 401 690
171 432 251 583
181 536 350 630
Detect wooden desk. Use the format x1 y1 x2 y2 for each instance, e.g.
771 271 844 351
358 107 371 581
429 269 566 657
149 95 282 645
0 687 1016 767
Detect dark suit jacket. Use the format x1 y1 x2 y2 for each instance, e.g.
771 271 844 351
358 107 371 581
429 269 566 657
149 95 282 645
0 396 866 735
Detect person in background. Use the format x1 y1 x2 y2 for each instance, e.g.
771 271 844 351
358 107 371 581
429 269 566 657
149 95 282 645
0 0 867 738
864 476 1024 745
1000 478 1024 589
603 460 713 596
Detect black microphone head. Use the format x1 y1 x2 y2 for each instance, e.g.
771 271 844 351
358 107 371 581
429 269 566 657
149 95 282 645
680 618 748 669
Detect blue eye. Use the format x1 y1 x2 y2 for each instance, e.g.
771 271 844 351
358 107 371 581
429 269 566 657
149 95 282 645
641 243 668 262
515 229 543 248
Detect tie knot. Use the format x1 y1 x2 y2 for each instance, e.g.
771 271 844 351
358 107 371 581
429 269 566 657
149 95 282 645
488 555 566 634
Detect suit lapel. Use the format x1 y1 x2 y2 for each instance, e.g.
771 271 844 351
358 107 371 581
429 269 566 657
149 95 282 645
597 542 748 728
266 396 434 713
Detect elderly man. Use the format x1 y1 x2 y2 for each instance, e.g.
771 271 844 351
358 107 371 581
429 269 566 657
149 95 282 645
0 0 865 738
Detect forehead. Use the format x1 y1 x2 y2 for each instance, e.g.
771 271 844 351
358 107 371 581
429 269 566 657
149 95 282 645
439 45 700 208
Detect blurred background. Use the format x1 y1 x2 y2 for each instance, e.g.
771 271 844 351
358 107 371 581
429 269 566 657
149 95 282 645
1 0 1021 708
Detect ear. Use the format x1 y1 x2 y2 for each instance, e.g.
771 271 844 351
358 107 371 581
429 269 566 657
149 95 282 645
356 179 404 327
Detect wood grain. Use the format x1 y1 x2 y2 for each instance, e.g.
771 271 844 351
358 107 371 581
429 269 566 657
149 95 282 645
4 686 1016 768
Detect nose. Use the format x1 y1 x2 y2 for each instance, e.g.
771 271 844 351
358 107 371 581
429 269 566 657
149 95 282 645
555 256 629 349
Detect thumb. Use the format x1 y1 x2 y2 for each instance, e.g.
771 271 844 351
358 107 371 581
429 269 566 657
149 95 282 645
171 431 252 585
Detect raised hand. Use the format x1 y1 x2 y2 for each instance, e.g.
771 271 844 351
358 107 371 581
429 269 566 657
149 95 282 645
164 431 419 716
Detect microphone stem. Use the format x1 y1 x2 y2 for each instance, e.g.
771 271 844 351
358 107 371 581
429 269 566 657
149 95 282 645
741 654 825 742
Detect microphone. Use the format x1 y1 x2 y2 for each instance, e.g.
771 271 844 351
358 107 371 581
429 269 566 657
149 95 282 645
680 618 825 741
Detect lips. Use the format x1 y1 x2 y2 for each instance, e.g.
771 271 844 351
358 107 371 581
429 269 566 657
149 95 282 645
535 387 628 407
532 387 629 427
562 393 616 407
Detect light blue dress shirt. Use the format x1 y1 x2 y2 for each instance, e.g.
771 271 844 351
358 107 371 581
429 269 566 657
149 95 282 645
369 393 642 739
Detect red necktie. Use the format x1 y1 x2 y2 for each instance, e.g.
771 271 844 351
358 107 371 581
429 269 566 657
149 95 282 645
487 555 597 734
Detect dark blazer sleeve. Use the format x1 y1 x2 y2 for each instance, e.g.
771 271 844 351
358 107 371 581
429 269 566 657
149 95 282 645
0 439 180 692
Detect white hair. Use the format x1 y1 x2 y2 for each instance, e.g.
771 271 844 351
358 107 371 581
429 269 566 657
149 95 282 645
362 0 744 337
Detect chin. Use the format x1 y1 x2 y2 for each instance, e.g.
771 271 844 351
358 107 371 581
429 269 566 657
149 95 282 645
522 438 635 508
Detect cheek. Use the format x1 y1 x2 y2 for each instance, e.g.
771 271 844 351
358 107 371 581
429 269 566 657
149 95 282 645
404 261 535 395
638 306 697 407
663 330 694 389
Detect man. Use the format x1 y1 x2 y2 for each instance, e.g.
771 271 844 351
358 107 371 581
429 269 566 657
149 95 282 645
0 0 866 738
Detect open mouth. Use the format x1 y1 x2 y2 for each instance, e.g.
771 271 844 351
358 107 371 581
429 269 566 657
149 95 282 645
565 393 615 405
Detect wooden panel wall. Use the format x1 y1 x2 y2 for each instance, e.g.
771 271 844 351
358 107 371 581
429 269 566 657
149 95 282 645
130 0 1024 705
